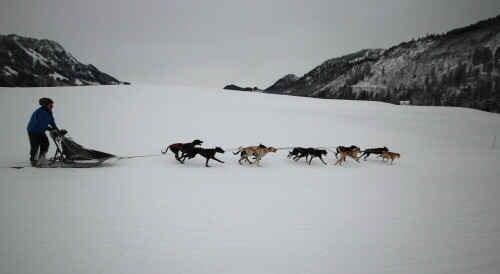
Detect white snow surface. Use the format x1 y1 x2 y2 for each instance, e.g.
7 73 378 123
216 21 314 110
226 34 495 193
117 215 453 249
1 85 500 274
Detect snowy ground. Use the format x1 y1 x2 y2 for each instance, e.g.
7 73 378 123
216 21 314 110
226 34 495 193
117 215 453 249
1 85 500 274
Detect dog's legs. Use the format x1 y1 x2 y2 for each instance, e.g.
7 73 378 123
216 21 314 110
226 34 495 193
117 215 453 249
335 155 344 165
251 157 261 167
205 158 211 167
319 156 327 165
363 152 370 161
295 154 305 161
242 155 253 164
335 157 341 165
179 152 188 162
308 156 313 165
175 152 185 163
212 156 224 164
180 153 195 163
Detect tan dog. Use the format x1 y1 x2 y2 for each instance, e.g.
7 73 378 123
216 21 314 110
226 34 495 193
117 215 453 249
378 151 400 164
334 149 361 165
347 148 361 162
235 145 277 167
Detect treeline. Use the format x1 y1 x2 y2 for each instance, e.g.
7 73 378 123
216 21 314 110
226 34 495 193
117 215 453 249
1 72 61 87
0 70 129 87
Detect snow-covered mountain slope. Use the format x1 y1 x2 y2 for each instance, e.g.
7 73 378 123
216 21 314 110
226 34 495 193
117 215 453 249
1 85 500 274
263 15 500 113
265 73 299 91
0 34 127 86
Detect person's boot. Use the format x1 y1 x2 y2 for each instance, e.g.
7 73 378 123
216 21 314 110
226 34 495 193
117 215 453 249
30 156 37 167
37 152 49 166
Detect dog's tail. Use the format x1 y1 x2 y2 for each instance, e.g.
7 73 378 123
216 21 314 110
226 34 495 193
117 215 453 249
233 147 243 155
161 145 171 154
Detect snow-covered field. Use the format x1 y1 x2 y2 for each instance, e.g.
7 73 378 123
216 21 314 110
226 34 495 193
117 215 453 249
1 85 500 274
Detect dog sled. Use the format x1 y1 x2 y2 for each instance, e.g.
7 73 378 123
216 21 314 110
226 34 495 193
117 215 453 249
37 130 116 168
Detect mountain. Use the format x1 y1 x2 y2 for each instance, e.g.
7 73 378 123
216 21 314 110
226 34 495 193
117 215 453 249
265 74 299 91
265 50 384 96
0 34 128 87
258 15 500 113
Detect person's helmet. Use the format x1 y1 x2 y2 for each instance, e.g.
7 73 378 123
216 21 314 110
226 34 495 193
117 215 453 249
39 97 54 106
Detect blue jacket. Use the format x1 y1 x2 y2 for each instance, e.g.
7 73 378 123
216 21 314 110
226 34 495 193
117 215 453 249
27 107 58 134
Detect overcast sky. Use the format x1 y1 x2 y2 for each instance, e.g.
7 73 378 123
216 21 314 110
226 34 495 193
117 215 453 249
1 0 500 89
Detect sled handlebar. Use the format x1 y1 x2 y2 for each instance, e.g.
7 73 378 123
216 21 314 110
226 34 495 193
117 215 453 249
50 129 68 138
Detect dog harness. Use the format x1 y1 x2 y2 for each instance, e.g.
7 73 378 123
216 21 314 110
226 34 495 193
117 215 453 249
171 143 188 153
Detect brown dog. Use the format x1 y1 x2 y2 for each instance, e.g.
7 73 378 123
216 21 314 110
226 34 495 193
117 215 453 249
234 145 277 167
334 145 360 159
378 151 400 164
334 149 361 165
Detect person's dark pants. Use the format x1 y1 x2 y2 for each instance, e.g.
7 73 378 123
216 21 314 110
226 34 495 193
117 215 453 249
28 132 49 161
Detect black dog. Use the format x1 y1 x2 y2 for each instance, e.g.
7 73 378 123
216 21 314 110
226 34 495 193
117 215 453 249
359 147 389 161
292 148 327 165
162 139 203 163
192 147 225 167
304 148 328 165
288 147 306 160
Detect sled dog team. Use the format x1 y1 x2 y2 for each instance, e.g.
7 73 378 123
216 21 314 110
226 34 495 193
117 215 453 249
163 140 400 167
26 97 401 168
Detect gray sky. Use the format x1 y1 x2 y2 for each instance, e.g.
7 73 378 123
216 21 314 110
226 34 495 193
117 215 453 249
1 0 500 89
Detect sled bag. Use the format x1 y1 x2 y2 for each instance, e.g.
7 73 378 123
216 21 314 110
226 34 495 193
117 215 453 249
61 136 115 161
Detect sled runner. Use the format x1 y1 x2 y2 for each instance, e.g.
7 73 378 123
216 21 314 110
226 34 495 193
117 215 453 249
37 130 116 168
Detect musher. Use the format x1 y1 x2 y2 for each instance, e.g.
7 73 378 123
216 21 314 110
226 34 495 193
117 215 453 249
27 97 62 166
